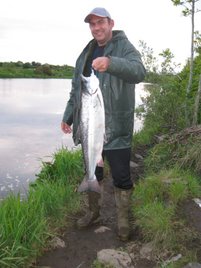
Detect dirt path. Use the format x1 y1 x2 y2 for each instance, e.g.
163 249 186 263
34 144 201 268
34 147 150 268
35 176 126 268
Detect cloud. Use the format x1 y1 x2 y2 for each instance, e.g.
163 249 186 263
0 0 200 66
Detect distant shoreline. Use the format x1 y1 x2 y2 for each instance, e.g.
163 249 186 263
0 61 74 79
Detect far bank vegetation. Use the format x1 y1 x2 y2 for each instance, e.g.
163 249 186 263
0 61 74 78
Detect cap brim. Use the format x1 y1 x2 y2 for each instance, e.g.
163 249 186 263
84 13 107 23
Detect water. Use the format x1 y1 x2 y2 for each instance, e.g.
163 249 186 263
0 79 145 198
0 79 74 198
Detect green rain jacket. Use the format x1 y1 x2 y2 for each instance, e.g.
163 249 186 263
62 30 146 150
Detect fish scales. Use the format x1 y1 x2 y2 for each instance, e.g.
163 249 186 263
78 71 105 193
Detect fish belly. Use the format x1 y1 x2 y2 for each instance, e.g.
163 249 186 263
79 90 105 192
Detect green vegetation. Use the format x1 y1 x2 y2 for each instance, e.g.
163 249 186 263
130 37 201 266
139 42 201 131
144 128 201 177
132 169 200 255
0 61 74 78
0 148 83 268
0 20 201 266
1 136 200 267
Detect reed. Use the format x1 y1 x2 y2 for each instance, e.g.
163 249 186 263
0 147 83 268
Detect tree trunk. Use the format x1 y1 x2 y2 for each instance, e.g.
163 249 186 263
192 74 201 126
185 0 195 126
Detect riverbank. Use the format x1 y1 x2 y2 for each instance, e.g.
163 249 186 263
0 61 74 78
1 127 201 268
34 138 201 268
0 149 83 268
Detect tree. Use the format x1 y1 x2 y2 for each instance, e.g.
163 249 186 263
35 64 52 76
31 61 41 67
138 40 161 83
138 40 158 73
159 48 181 74
23 62 32 69
42 64 52 76
192 74 201 125
171 0 200 126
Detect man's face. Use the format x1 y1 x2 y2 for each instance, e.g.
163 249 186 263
89 15 114 46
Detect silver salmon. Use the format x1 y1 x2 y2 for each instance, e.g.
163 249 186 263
77 70 105 193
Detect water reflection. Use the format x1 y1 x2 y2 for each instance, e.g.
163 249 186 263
0 79 74 198
0 79 145 198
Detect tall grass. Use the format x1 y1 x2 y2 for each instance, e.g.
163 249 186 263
133 125 159 146
134 201 175 248
0 147 83 268
36 147 83 184
144 130 201 177
0 194 47 267
132 168 201 255
179 141 201 173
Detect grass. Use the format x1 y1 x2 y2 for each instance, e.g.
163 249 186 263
0 147 83 268
134 201 175 249
131 124 201 266
92 260 115 268
178 140 201 172
35 147 83 183
133 125 159 146
144 129 201 178
1 126 201 267
132 165 201 265
0 193 48 267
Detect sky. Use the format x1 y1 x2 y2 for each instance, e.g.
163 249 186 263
0 0 201 68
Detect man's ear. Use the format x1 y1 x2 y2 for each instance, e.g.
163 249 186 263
110 19 114 28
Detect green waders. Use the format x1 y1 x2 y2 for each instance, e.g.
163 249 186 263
76 181 104 229
114 187 133 241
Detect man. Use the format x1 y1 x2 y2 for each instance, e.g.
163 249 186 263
61 7 146 241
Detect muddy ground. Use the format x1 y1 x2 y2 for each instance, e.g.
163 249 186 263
34 146 201 268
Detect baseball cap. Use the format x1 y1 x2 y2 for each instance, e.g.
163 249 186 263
84 7 112 23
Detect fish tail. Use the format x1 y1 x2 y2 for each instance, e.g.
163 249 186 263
78 175 101 193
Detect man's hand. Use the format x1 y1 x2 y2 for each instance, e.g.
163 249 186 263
92 56 110 72
61 122 72 134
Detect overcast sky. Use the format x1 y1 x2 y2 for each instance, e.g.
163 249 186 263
1 0 201 68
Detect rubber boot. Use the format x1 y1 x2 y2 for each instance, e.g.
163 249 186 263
114 187 133 241
76 181 104 229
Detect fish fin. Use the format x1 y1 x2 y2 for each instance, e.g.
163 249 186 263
88 179 101 193
77 176 88 192
78 176 101 193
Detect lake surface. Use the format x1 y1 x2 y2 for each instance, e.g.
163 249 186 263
0 79 145 199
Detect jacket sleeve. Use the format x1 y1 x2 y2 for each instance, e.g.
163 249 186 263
107 41 146 84
62 77 75 125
